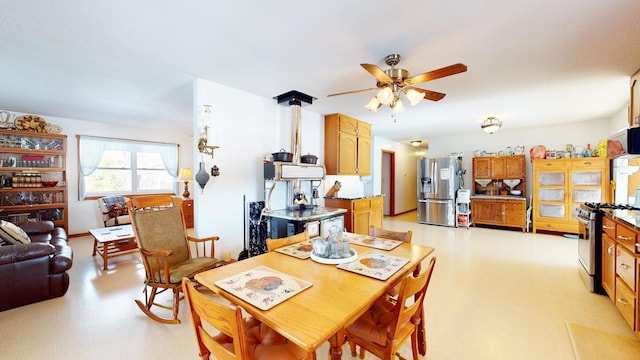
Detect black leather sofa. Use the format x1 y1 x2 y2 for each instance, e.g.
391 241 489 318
0 221 72 311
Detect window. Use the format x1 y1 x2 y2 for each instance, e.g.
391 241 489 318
78 136 178 199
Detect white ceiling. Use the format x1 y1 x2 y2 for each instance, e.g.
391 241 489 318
1 0 639 143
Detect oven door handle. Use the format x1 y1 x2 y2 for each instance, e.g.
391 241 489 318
575 215 591 225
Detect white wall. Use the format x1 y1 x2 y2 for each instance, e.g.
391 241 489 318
193 79 324 257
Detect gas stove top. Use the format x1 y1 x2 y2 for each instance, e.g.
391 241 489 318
582 202 640 211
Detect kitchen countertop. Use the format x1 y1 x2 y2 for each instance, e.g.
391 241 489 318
262 206 347 221
602 209 640 231
324 194 384 200
470 195 526 201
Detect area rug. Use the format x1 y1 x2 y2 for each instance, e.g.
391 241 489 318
566 321 640 360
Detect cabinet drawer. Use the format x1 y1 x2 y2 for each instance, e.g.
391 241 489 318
352 199 369 211
571 158 605 169
615 277 636 330
505 201 524 213
535 160 567 169
616 225 637 253
370 197 383 208
616 245 637 291
602 217 616 238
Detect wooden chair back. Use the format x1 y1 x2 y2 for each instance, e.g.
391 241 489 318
128 195 189 267
182 278 314 360
389 257 436 341
266 230 309 252
369 226 412 243
182 278 246 360
347 256 437 360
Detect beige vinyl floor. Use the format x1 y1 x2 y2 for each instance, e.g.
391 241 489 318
0 211 637 360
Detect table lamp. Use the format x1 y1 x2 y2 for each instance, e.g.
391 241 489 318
177 168 194 198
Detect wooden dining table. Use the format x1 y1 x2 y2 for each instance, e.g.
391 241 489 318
195 237 435 359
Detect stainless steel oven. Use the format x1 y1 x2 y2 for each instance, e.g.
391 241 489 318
575 203 604 294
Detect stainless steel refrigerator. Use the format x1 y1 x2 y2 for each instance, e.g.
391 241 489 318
417 157 461 227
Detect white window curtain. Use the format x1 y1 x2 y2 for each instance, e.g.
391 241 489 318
78 136 179 197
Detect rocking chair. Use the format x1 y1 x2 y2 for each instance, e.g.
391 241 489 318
126 195 222 324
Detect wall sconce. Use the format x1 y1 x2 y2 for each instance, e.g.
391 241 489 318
198 105 219 158
176 168 193 198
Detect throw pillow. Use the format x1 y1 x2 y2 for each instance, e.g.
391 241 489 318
0 220 31 245
110 202 128 217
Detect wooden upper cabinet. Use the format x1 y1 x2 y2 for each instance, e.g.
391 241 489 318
325 113 371 175
473 157 492 178
472 155 525 180
505 155 526 178
491 157 507 179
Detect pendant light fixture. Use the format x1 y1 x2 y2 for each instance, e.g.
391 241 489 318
481 117 502 134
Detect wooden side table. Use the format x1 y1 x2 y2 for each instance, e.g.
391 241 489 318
182 198 194 228
89 225 138 270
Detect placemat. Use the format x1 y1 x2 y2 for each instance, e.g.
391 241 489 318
274 241 312 259
337 250 409 280
348 234 403 250
215 266 312 310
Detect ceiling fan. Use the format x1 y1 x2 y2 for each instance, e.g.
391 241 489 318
328 54 467 116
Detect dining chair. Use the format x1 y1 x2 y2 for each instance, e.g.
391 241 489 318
368 226 412 243
346 256 437 360
182 278 315 360
266 230 309 252
368 226 428 355
126 195 223 324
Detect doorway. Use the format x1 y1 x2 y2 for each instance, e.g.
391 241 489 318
382 150 395 216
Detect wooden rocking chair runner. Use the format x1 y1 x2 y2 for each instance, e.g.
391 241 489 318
346 257 437 360
127 195 223 324
182 278 315 360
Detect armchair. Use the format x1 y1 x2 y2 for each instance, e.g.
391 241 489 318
98 195 131 227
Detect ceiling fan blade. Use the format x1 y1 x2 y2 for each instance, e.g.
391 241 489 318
361 64 393 84
327 87 378 97
404 63 468 86
409 88 447 101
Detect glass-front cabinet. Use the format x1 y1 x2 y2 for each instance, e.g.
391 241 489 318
532 158 609 234
0 129 67 232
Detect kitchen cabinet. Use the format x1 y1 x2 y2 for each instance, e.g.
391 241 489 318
600 214 640 337
324 113 371 175
602 216 616 301
324 196 383 234
0 129 67 232
471 155 527 231
532 158 609 234
471 198 527 231
472 155 526 196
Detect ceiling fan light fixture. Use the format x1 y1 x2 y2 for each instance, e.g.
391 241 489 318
365 97 381 112
376 87 394 105
393 98 405 113
481 117 502 134
406 88 423 106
